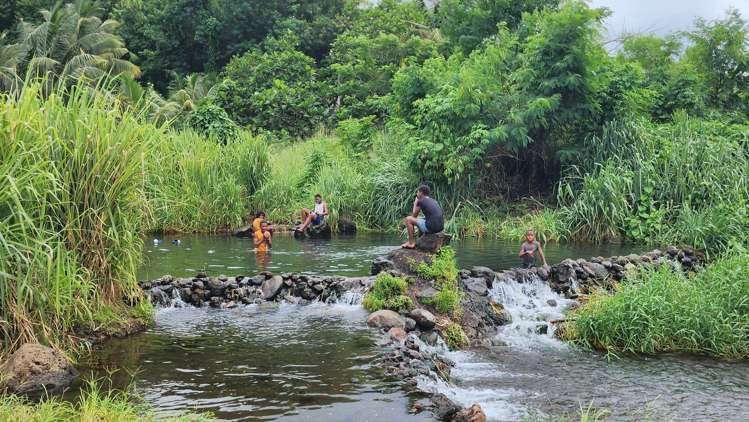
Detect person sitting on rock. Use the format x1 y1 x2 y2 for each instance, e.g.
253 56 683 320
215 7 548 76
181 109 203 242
519 229 546 268
254 221 272 252
401 184 444 249
296 194 328 232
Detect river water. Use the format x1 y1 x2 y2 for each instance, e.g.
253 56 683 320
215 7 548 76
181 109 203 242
73 234 748 421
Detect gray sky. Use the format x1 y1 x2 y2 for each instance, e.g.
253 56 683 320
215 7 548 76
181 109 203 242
590 0 749 38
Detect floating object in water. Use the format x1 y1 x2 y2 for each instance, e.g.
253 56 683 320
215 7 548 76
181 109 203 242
153 239 162 245
172 239 181 245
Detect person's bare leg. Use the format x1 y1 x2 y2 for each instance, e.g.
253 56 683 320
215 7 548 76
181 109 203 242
401 216 417 248
298 212 316 232
297 209 310 231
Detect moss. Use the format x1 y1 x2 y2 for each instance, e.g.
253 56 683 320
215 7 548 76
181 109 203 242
443 323 469 350
433 289 461 314
362 273 412 312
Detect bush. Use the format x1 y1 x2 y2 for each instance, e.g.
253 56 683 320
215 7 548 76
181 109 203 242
335 115 377 153
184 102 239 144
362 273 412 312
443 323 469 350
566 251 749 359
416 247 463 315
432 289 462 315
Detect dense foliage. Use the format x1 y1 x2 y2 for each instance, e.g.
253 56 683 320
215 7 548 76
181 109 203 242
362 273 413 313
564 252 749 359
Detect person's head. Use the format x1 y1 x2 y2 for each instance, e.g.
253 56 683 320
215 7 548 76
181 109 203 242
525 229 536 242
416 184 430 199
256 211 266 219
314 193 322 204
261 221 269 230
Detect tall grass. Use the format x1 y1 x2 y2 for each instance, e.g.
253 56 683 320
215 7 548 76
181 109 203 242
564 251 749 359
559 115 749 253
0 380 213 421
0 81 156 355
145 130 269 233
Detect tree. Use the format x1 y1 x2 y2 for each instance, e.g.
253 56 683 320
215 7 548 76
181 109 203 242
18 0 139 83
0 31 25 90
437 0 559 53
685 8 749 112
216 36 325 138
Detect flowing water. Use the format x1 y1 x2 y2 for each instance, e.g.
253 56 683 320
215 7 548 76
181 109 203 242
419 275 749 421
73 234 748 421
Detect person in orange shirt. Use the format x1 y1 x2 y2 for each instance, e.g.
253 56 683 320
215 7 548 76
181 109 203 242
254 221 272 252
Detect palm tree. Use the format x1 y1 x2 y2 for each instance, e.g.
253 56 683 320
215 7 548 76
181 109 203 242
0 31 26 91
18 0 140 84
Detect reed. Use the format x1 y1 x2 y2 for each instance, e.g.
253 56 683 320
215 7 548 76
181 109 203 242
0 80 156 356
566 251 749 359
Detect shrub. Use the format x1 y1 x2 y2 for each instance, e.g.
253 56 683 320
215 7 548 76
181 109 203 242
184 102 239 144
443 323 469 350
566 251 749 359
362 273 412 312
335 115 377 153
416 247 463 315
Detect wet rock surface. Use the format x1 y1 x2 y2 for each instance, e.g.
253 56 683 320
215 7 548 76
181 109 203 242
0 344 79 397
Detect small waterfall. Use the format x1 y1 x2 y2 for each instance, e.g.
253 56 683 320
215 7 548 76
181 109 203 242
490 274 573 348
335 291 364 306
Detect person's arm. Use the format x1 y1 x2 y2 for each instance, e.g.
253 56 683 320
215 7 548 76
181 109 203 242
323 202 329 216
411 198 420 217
266 235 272 248
253 235 262 247
519 245 525 257
537 241 547 266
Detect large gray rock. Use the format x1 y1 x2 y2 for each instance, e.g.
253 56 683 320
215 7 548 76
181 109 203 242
261 275 284 300
0 344 79 397
410 308 436 330
415 232 452 252
366 310 405 330
462 278 489 296
372 248 432 276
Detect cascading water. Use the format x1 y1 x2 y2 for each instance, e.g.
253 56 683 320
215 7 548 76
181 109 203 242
489 274 573 348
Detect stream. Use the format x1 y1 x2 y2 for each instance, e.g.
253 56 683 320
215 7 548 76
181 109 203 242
72 234 749 421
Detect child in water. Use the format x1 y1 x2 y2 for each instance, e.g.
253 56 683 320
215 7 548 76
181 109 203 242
519 229 547 268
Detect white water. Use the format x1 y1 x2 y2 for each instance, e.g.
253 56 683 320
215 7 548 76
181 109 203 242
419 274 574 421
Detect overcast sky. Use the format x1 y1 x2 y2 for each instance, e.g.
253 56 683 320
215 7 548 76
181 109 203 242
590 0 749 38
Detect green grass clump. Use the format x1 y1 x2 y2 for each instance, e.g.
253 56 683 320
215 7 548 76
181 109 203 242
0 380 213 422
0 80 157 356
442 323 469 350
567 251 749 359
416 247 463 315
145 129 269 233
362 273 412 312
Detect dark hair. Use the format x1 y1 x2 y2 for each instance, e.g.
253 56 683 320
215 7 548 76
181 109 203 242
255 211 265 218
417 185 430 196
315 193 322 199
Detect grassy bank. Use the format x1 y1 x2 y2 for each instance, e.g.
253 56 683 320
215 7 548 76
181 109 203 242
0 381 212 422
0 82 157 356
562 251 749 359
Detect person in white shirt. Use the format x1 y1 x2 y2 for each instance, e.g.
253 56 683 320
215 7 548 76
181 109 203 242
296 193 329 232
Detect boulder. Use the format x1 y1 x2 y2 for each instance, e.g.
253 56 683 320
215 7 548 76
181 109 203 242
337 218 357 234
404 317 417 332
452 404 487 422
0 344 79 397
431 393 462 421
416 232 452 253
261 275 284 300
410 308 436 330
462 278 488 296
366 310 405 330
419 330 438 346
294 222 332 239
233 224 253 238
415 285 439 302
388 327 407 342
372 248 432 276
207 278 226 297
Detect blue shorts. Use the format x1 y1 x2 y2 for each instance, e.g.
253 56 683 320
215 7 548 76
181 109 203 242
312 214 324 225
416 218 429 233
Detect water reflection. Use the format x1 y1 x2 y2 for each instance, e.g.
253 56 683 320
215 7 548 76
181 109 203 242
76 304 430 422
139 233 643 280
